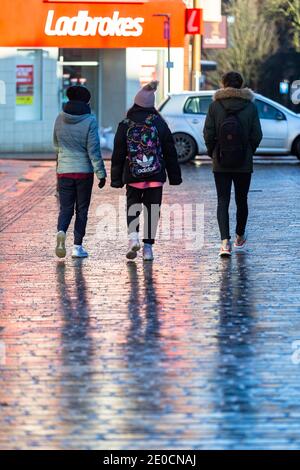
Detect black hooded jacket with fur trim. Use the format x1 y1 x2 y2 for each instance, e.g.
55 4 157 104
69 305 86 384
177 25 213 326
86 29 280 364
203 87 263 172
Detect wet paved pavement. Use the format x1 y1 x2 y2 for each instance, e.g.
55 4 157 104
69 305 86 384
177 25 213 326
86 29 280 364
0 158 300 450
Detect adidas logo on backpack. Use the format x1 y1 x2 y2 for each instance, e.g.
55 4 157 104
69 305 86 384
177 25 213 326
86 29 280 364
123 114 162 178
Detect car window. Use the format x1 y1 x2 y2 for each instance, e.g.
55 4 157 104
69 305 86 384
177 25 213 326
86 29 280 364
158 96 170 112
184 96 212 115
255 100 285 120
200 97 212 114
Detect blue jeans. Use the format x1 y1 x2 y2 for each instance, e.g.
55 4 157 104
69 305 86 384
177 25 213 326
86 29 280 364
57 175 94 245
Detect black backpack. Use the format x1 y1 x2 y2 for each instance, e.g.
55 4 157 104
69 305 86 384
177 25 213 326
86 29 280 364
217 103 249 168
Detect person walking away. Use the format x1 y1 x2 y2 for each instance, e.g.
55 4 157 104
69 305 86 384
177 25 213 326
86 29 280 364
54 85 106 258
111 80 182 261
203 71 262 257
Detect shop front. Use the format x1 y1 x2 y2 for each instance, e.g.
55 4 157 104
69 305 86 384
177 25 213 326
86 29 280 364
0 0 186 153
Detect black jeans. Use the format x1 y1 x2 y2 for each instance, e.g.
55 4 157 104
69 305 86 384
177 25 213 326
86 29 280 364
57 175 94 245
126 185 163 244
214 172 252 240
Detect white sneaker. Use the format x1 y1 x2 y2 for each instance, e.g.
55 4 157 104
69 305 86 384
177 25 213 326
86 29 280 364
56 231 66 258
126 233 141 260
72 245 88 258
234 234 247 249
219 242 232 258
143 243 154 261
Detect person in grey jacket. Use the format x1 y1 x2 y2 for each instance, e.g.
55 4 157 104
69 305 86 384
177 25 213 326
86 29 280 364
54 85 106 259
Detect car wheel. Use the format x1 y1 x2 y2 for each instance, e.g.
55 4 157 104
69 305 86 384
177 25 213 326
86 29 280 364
294 138 300 160
173 133 197 163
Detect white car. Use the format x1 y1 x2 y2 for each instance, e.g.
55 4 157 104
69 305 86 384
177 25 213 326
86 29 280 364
159 91 300 163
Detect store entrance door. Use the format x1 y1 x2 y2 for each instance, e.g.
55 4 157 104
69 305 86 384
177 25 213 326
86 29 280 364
58 49 100 118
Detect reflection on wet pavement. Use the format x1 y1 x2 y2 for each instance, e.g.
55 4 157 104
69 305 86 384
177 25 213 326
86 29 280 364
0 162 300 449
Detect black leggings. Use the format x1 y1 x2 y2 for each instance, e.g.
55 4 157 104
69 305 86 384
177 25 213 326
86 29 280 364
214 172 252 240
126 185 163 245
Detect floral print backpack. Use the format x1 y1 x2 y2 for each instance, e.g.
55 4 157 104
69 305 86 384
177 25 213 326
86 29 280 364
123 114 162 179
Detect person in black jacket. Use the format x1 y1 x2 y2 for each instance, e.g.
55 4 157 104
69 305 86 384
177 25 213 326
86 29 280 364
111 80 182 261
204 71 262 257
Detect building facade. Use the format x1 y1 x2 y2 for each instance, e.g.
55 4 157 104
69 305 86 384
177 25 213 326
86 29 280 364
0 0 186 153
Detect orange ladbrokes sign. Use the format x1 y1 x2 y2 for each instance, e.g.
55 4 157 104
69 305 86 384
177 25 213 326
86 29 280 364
0 0 185 48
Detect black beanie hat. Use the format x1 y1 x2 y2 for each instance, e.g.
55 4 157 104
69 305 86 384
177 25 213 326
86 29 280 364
66 85 91 103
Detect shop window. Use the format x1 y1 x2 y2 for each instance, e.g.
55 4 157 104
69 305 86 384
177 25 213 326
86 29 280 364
58 49 99 117
0 80 6 104
15 50 42 121
139 50 165 105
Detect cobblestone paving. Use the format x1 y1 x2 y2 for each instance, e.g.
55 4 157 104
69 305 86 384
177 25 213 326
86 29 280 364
0 159 300 450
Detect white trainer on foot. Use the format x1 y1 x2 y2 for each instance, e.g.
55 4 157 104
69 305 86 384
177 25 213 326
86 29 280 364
56 231 66 258
234 234 247 249
219 241 232 258
143 243 154 261
72 245 88 258
126 233 141 260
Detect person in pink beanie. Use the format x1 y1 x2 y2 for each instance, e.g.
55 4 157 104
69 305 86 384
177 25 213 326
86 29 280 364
111 80 182 261
134 80 159 108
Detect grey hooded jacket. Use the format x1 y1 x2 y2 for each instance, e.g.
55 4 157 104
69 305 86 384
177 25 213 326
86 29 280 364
53 110 106 179
203 87 263 173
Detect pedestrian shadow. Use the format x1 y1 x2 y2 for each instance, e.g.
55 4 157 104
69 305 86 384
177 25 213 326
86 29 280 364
214 253 258 448
127 262 161 342
120 262 168 439
55 261 94 440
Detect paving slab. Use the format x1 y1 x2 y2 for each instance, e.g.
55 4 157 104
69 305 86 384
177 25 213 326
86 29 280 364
0 159 300 449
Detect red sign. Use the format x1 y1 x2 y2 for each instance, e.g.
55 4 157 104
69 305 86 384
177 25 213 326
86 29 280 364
16 65 34 105
16 65 34 85
185 8 203 35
